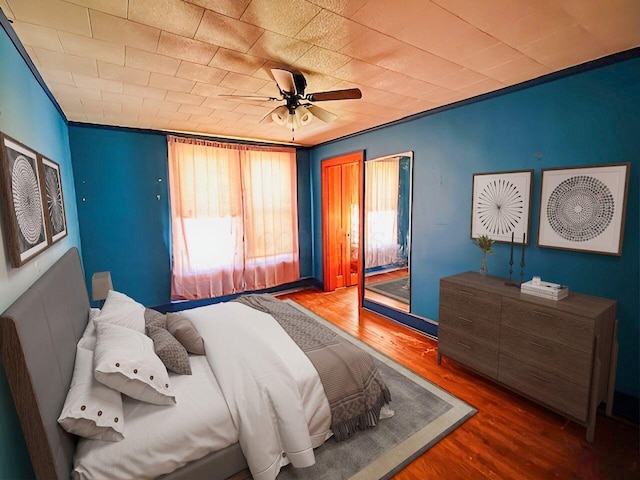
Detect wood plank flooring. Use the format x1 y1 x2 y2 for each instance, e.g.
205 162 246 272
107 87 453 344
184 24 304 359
277 286 639 480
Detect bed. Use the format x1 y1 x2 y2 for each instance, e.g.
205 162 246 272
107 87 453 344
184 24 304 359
0 248 390 480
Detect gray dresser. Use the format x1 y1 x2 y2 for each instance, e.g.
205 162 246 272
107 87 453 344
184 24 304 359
437 272 618 442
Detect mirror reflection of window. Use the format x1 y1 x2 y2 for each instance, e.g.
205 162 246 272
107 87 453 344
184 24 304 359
363 152 412 314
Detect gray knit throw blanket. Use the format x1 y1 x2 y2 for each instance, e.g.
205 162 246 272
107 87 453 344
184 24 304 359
234 294 391 441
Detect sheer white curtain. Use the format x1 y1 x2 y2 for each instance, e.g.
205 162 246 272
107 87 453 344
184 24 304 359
167 136 299 300
365 159 400 269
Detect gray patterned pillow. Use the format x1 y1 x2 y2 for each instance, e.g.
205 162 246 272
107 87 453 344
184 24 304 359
147 325 192 375
144 308 166 330
166 313 205 355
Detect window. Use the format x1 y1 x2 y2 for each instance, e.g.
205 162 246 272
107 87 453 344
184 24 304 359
167 136 299 300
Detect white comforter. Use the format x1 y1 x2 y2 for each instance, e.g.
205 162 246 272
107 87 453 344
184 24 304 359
185 302 332 480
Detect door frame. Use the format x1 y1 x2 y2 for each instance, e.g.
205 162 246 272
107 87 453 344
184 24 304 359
321 150 364 305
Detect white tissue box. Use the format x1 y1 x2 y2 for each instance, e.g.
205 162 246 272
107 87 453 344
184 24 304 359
521 280 569 300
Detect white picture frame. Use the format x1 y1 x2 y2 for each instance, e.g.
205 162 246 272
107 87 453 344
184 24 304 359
537 163 630 256
471 169 533 244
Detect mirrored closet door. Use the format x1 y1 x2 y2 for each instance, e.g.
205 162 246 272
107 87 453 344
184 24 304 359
362 152 413 313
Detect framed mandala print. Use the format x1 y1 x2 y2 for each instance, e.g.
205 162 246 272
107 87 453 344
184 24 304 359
471 170 533 244
0 133 49 267
537 163 630 256
39 155 67 244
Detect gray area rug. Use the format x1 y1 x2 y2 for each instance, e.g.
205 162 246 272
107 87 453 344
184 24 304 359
279 300 476 480
365 277 411 304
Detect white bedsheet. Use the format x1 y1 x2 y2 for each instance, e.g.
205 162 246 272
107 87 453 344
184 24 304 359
185 302 332 480
72 356 238 480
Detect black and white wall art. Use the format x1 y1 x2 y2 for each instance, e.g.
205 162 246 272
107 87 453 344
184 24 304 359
0 133 49 267
40 156 67 244
537 163 630 255
471 170 533 244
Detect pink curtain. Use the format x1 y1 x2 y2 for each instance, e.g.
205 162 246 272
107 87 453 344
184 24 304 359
167 136 299 300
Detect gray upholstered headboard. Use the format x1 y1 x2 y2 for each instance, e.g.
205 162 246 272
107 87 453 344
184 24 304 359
0 247 90 479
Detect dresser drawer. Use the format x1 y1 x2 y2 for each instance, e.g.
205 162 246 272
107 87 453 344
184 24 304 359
439 305 500 349
501 297 594 354
500 325 591 387
498 354 589 422
440 281 501 323
439 325 499 379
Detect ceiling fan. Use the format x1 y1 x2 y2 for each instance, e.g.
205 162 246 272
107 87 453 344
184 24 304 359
221 68 362 132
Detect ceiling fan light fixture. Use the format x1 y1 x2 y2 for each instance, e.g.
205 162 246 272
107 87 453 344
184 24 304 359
271 105 289 125
295 106 313 126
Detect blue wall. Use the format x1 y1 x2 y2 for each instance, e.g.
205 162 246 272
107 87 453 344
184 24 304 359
310 57 640 398
0 22 81 479
69 125 315 307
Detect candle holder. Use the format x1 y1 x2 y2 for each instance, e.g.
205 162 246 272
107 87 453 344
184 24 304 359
505 232 518 286
519 233 526 285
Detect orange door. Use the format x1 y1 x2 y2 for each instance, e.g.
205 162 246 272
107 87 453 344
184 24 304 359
322 152 363 292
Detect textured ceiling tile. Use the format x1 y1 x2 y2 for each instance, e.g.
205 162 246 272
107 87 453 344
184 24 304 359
48 81 101 100
98 61 150 86
195 10 264 54
293 46 351 76
102 91 144 107
39 67 75 86
157 32 218 65
178 104 213 116
175 62 226 86
297 71 342 92
483 55 551 84
64 0 127 17
7 0 90 35
209 48 266 75
24 45 42 68
157 110 192 121
192 83 235 98
233 103 273 117
557 0 640 51
432 0 537 32
73 72 123 92
126 47 181 75
353 0 498 61
128 0 204 37
164 91 206 106
486 3 575 48
81 99 122 114
0 0 15 19
240 0 321 37
248 31 312 66
90 10 160 52
457 77 504 96
306 0 373 18
123 83 167 100
143 98 181 112
295 9 369 51
333 59 388 84
459 43 523 72
431 68 489 90
185 0 251 19
148 73 196 93
33 47 98 76
219 72 269 92
59 32 124 65
209 108 245 120
520 25 609 70
11 21 63 52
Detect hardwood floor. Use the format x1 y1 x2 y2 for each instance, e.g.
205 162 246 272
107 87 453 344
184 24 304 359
277 286 639 480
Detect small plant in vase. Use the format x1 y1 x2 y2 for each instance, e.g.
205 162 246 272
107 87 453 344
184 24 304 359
475 235 494 276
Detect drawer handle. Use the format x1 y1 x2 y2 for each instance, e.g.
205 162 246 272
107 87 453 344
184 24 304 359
532 310 553 318
530 341 552 351
458 316 474 324
528 372 550 383
457 341 472 350
458 290 475 297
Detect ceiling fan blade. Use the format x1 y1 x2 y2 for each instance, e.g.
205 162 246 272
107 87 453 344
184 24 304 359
307 104 338 123
271 68 297 94
306 88 362 102
219 94 280 101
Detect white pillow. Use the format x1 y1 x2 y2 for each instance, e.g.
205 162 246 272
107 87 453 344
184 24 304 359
95 290 145 333
77 308 101 351
94 322 176 406
58 346 124 441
